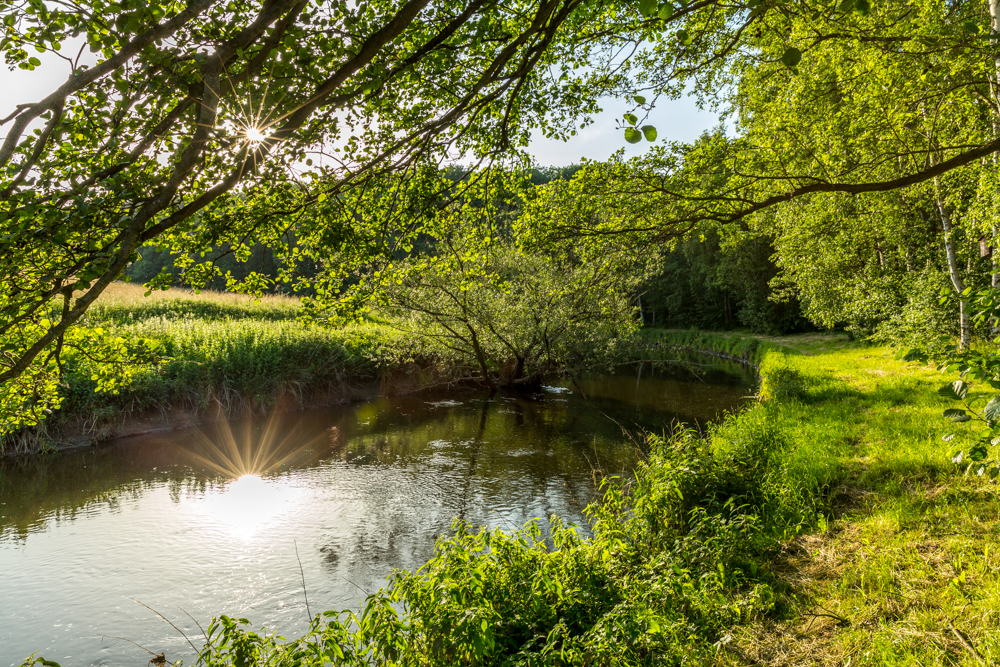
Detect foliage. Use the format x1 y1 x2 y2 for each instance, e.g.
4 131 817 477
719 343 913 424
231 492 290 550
902 287 1000 476
758 352 804 402
519 0 1000 346
638 225 806 335
377 240 640 388
0 285 400 454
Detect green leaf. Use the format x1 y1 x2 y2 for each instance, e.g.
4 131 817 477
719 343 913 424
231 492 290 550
854 0 870 14
938 380 969 400
658 3 674 19
970 445 989 461
633 94 646 105
641 124 657 141
985 395 1000 422
943 408 967 418
676 29 692 45
943 433 956 442
950 414 972 423
624 113 638 125
780 47 802 67
638 0 658 17
624 127 642 144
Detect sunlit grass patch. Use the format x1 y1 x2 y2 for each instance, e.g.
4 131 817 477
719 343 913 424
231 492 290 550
1 286 406 453
725 343 1000 666
87 281 301 325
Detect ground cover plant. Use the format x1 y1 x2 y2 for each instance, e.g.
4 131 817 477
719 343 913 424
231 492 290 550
16 333 995 666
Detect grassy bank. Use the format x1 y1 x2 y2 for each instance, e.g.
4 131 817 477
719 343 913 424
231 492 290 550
3 285 405 455
638 327 856 365
79 333 992 667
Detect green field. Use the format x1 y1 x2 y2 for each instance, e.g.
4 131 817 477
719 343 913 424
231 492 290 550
2 285 405 455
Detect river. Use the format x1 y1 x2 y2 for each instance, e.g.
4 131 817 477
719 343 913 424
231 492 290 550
0 359 753 666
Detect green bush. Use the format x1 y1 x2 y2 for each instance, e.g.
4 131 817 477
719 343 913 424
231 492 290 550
758 351 805 401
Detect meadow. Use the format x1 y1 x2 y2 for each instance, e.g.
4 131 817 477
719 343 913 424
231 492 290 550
2 285 407 455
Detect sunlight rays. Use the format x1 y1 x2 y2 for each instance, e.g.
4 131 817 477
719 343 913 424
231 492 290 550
176 412 324 538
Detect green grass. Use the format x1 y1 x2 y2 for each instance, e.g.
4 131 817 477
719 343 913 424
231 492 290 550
2 284 404 453
719 338 1000 665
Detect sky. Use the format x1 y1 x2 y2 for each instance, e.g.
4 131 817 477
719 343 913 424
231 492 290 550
0 54 719 168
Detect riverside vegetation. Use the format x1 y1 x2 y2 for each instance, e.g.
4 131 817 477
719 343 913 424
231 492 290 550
0 283 403 456
19 329 999 666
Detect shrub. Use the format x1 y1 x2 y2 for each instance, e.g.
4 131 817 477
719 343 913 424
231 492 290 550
758 351 804 401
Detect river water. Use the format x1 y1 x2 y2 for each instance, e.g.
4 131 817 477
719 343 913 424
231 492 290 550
0 360 753 667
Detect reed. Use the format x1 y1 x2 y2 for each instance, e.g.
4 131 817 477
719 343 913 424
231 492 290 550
1 285 403 455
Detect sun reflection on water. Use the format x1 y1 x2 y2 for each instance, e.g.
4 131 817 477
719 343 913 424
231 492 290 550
179 413 319 539
197 474 300 540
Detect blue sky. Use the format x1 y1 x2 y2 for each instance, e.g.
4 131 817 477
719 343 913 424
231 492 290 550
528 96 719 166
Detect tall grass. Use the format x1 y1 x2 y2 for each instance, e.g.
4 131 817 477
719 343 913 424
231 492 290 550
87 282 302 323
2 285 405 454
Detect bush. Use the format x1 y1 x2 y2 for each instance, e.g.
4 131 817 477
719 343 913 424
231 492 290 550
758 351 804 401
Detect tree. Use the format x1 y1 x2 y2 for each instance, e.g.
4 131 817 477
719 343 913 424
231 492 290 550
373 204 639 388
0 0 667 430
637 226 805 334
524 0 1000 345
525 0 1000 234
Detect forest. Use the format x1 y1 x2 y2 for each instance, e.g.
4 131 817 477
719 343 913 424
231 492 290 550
5 0 1000 664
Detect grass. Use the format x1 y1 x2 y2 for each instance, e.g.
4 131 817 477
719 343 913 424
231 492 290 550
640 327 858 362
715 336 1000 665
2 284 407 454
642 329 1000 664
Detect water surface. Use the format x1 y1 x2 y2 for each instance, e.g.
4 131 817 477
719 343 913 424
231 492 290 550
0 361 753 666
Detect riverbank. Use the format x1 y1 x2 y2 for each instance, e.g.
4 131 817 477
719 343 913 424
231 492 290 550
145 333 996 666
1 285 427 456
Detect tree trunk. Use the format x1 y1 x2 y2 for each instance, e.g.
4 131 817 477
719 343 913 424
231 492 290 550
935 177 972 350
465 323 495 389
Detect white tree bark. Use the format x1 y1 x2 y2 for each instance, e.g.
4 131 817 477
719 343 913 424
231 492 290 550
935 176 972 350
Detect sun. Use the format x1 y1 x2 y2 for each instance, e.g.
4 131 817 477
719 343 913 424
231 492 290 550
245 127 266 143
